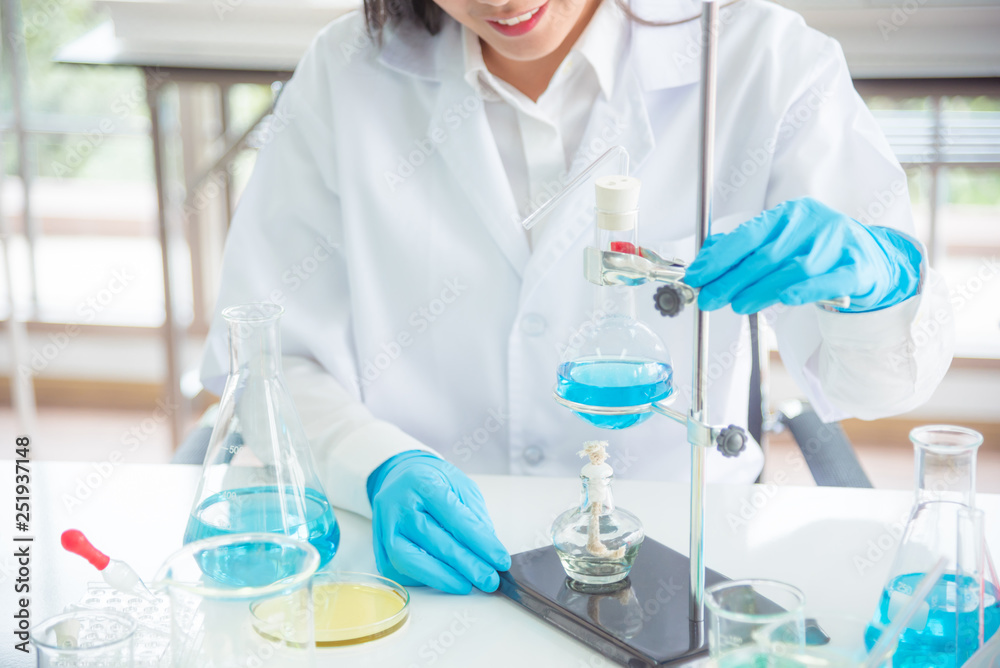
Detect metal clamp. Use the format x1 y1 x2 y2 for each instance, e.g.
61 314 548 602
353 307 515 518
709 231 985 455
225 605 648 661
584 246 851 316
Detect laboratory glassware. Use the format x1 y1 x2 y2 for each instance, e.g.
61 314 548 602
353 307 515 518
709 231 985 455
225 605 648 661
555 174 674 429
963 624 1000 668
747 613 887 668
705 579 806 664
155 533 318 668
864 425 999 667
67 583 171 668
958 507 995 663
61 529 156 602
31 610 136 667
552 441 644 585
183 303 339 568
254 571 410 647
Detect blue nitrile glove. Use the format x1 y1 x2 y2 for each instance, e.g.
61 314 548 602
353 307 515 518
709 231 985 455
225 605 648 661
684 198 922 315
367 450 511 595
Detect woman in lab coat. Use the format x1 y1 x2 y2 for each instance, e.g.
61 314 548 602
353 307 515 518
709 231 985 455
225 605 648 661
201 0 953 594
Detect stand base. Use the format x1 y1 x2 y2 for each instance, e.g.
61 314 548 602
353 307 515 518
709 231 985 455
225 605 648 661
498 539 729 667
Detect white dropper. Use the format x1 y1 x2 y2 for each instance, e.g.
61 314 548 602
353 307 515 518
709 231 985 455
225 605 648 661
62 529 157 602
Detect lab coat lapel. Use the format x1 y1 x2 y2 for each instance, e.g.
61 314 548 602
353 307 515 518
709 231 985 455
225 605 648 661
430 73 529 278
522 62 656 295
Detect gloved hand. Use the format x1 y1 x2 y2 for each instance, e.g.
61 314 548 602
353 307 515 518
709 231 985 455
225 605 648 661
684 197 922 315
367 450 511 594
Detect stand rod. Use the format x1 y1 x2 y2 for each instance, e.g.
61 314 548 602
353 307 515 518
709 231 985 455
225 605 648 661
689 0 719 624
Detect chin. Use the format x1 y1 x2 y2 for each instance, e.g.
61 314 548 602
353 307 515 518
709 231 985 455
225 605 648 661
483 33 567 62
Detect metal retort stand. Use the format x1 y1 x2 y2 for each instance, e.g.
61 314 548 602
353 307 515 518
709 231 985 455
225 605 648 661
499 2 848 664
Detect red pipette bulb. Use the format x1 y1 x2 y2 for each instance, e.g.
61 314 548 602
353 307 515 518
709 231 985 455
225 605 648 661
62 529 156 601
62 529 111 570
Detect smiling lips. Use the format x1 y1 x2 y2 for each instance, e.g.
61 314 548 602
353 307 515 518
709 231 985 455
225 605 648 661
485 2 548 36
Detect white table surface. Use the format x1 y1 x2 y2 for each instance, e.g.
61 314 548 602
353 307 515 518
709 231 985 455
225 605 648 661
3 461 998 667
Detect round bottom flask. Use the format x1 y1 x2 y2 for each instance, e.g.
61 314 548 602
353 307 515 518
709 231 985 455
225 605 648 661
556 314 673 430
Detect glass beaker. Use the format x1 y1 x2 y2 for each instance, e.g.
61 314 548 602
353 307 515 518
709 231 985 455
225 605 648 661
865 426 999 667
156 533 318 668
555 175 673 429
31 610 136 667
706 579 806 665
184 303 339 568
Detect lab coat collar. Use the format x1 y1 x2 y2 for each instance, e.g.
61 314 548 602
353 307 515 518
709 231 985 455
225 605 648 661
376 17 444 82
520 45 655 296
377 0 720 92
422 20 530 277
459 0 625 104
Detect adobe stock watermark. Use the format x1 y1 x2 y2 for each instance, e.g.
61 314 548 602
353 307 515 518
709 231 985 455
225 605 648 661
383 95 483 192
182 105 295 224
511 114 628 227
62 396 180 511
877 0 930 41
7 0 72 47
17 269 136 380
405 610 477 667
670 2 740 72
355 278 469 388
725 450 807 531
855 179 908 227
50 69 170 178
452 407 509 462
718 82 834 203
885 256 999 372
853 510 911 576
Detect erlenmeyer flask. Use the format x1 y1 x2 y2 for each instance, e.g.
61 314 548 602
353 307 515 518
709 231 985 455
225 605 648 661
556 175 673 429
865 425 999 666
184 303 340 569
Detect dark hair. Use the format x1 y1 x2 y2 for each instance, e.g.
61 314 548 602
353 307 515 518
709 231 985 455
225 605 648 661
364 0 444 36
361 0 736 37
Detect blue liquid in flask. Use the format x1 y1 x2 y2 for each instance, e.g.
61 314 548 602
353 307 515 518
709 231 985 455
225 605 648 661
864 572 1000 668
183 486 339 583
557 358 673 430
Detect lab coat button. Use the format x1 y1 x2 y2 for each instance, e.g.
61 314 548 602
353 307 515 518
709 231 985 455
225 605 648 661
523 445 545 466
520 313 547 336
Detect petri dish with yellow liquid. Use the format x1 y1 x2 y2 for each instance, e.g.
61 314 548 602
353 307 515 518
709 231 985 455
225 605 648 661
252 572 410 647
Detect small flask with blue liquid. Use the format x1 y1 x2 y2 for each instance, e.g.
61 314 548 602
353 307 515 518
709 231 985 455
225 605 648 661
865 425 999 667
556 175 673 429
183 303 340 576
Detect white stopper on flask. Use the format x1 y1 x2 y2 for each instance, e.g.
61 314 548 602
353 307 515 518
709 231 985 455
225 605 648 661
595 175 641 231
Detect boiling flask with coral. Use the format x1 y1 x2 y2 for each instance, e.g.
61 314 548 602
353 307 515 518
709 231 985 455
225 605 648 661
184 304 340 574
552 441 644 586
555 175 673 430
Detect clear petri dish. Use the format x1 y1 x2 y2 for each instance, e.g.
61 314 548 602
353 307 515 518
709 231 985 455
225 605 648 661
252 571 409 648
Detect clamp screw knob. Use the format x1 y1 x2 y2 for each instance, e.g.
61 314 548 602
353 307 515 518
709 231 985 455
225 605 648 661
717 426 747 458
654 285 684 317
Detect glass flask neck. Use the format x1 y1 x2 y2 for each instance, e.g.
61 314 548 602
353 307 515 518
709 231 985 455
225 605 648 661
913 439 978 507
225 306 282 379
595 219 638 321
580 474 616 513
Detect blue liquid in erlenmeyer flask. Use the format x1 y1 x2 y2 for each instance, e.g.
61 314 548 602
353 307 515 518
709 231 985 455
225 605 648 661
864 572 1000 668
183 486 339 581
557 358 673 430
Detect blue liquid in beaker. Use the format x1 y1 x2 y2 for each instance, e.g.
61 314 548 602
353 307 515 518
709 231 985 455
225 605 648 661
183 486 339 579
557 358 673 430
864 573 1000 667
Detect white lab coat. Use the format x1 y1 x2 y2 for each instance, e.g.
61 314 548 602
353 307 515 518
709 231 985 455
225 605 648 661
201 0 953 518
